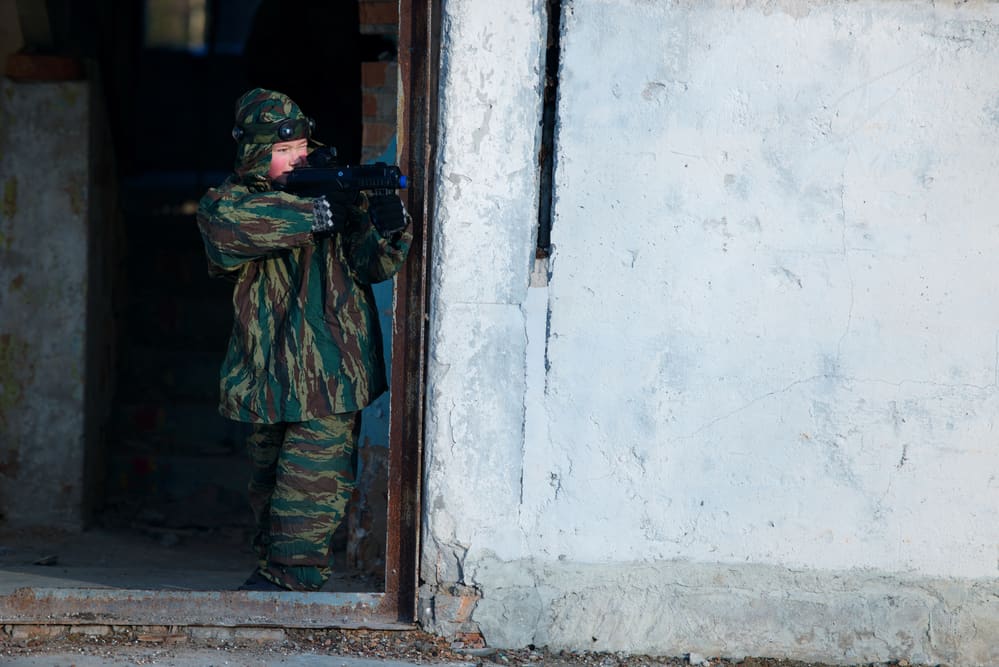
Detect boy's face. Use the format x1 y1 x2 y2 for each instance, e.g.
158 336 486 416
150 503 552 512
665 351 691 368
268 138 309 182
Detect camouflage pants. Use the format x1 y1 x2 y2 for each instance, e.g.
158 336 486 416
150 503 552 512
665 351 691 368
246 413 360 591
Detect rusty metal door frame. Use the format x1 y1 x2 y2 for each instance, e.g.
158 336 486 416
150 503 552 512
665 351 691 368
384 0 441 625
0 0 440 630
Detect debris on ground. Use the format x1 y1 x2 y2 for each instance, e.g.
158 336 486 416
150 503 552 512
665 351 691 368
0 625 939 667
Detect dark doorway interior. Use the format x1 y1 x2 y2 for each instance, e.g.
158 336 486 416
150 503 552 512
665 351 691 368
0 0 403 596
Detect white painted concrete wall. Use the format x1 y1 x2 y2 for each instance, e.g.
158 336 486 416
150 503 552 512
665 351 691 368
422 1 999 665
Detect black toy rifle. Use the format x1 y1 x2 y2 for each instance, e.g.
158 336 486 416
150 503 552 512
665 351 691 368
278 146 407 198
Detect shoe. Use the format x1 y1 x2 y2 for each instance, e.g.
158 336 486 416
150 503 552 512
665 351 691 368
237 569 286 591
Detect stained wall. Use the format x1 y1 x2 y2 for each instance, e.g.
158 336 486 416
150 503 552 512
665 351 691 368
421 2 999 664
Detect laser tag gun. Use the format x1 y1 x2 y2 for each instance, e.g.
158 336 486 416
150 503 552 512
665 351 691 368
278 146 408 199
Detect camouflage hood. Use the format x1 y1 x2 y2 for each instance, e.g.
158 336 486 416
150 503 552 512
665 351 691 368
232 88 315 187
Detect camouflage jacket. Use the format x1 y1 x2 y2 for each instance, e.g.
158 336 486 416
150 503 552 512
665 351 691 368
196 174 411 424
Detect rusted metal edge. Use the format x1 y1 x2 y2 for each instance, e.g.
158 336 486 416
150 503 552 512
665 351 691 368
0 587 414 629
386 0 441 623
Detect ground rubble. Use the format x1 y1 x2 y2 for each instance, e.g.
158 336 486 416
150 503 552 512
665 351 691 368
0 626 941 667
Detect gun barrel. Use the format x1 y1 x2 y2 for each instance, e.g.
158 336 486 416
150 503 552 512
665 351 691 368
284 164 408 192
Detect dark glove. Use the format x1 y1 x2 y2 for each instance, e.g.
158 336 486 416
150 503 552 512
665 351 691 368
368 194 408 236
324 189 362 207
311 196 347 236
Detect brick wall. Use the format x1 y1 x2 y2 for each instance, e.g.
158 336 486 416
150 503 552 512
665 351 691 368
359 0 398 164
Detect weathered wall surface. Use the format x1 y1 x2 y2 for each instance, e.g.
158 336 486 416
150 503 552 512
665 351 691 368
0 81 92 528
0 0 22 68
422 1 999 665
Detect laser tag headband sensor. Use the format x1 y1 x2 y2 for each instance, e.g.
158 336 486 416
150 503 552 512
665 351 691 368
231 117 316 144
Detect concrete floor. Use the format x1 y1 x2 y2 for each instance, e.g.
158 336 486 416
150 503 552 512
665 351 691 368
0 526 382 594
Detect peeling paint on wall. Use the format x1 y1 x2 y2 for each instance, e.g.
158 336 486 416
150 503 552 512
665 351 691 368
425 0 999 663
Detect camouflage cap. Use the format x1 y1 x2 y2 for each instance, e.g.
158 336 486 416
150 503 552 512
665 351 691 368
231 88 316 182
232 88 315 145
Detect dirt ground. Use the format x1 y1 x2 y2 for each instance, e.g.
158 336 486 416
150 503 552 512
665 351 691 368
0 627 934 667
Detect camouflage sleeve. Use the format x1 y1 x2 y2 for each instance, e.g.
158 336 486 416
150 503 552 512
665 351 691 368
197 186 316 272
340 195 413 284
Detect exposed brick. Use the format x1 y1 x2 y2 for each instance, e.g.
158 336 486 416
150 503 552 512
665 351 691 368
5 54 84 81
455 631 486 649
359 1 398 26
362 61 390 88
362 122 396 149
455 594 478 623
8 624 66 641
363 92 398 122
363 92 379 118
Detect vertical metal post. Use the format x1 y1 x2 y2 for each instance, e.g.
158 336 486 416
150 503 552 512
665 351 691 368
384 0 440 622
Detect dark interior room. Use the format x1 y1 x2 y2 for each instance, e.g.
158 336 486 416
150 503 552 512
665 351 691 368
0 0 402 596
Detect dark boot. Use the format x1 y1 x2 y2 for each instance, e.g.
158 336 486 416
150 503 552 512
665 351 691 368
237 568 286 591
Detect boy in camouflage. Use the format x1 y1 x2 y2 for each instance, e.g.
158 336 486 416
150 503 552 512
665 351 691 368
196 88 412 591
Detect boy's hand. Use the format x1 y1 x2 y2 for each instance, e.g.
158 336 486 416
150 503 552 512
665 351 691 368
368 194 408 236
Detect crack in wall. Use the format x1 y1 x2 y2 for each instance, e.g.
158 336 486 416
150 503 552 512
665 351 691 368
679 372 999 440
836 175 854 367
521 0 561 523
677 374 825 439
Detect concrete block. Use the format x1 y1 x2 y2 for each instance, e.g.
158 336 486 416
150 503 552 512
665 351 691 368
68 624 111 636
232 627 287 642
6 624 66 642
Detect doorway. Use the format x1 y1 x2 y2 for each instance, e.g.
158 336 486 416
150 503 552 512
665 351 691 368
0 0 436 626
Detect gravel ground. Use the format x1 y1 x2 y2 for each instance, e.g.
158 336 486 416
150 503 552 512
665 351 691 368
0 627 935 667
